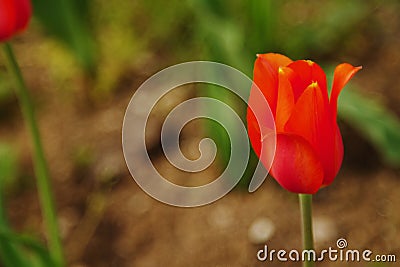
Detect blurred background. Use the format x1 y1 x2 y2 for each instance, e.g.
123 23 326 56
0 0 399 266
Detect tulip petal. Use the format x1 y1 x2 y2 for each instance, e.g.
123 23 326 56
247 86 276 158
330 63 362 119
14 0 32 31
257 53 293 73
0 0 16 41
323 124 344 186
285 82 329 146
269 133 324 194
247 108 260 157
248 53 291 157
285 82 339 184
254 53 292 115
275 67 295 132
287 60 328 103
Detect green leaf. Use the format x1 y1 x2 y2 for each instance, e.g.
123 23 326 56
338 89 400 167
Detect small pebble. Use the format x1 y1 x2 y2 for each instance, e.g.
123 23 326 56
129 193 151 215
313 216 337 244
208 205 234 229
248 217 275 244
58 207 79 239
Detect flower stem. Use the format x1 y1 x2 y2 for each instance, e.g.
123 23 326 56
299 193 315 267
3 43 65 267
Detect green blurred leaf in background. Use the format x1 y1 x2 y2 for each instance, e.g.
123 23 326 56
31 0 96 72
339 89 400 167
0 143 18 192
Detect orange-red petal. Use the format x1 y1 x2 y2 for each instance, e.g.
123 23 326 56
285 81 339 184
323 124 344 186
287 60 328 103
0 0 31 42
14 0 32 31
330 63 362 119
275 67 295 132
253 53 292 115
257 53 293 72
247 81 276 158
0 0 16 41
269 133 324 194
247 104 262 157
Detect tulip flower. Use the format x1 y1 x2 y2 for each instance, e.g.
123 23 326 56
247 53 361 194
0 0 32 42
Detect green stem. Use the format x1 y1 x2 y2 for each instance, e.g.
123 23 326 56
299 194 315 267
3 43 65 267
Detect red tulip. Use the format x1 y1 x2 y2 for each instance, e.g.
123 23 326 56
247 53 361 194
0 0 32 42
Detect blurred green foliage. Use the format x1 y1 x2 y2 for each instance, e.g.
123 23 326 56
0 227 55 267
280 1 370 58
31 0 96 72
0 144 54 267
339 89 400 167
0 143 18 192
0 73 13 104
